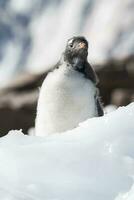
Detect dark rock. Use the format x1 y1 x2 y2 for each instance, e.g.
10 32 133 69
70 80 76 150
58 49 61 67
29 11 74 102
0 72 46 136
96 56 134 105
110 89 133 107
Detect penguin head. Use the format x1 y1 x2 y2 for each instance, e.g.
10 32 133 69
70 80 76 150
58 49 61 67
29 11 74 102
64 36 88 65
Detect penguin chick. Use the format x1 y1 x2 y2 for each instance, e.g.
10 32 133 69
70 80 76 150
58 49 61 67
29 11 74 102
35 36 103 136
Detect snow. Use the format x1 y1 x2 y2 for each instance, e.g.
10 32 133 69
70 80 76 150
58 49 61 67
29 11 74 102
0 103 134 200
104 104 117 114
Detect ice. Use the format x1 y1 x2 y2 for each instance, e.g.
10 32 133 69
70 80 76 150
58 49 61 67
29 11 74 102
0 103 134 200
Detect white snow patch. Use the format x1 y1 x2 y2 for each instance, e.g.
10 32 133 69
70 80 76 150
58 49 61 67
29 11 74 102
0 103 134 200
9 0 38 14
104 104 117 114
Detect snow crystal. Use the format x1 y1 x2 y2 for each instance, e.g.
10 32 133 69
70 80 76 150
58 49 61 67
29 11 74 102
0 103 134 200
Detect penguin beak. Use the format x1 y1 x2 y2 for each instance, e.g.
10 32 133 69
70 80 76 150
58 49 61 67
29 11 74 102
78 42 87 49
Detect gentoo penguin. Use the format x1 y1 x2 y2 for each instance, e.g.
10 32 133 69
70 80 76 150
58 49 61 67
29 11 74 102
35 36 103 136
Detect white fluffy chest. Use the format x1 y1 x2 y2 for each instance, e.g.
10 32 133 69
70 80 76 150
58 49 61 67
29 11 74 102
35 65 97 136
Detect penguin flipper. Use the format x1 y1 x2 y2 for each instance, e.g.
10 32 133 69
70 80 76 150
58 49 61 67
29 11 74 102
85 62 99 85
96 97 104 116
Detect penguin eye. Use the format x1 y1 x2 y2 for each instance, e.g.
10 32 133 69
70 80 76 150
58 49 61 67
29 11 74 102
68 39 74 48
69 43 73 48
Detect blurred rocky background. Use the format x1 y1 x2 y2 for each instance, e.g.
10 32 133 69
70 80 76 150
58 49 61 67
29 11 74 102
0 0 134 136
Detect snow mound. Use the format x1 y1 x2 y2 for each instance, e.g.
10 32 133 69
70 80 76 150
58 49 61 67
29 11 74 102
0 103 134 200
